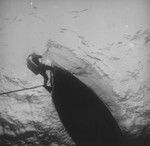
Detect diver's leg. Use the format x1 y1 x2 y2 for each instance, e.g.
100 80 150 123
42 70 53 92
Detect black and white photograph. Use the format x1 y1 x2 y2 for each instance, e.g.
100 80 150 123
0 0 150 146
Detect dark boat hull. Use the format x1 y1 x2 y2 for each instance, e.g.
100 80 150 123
50 66 122 146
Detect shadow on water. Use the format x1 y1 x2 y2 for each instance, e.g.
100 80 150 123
47 66 123 146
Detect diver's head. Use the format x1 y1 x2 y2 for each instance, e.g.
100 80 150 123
27 53 53 75
27 53 43 75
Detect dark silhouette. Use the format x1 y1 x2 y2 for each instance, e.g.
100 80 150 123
27 53 53 91
27 54 123 146
46 66 122 146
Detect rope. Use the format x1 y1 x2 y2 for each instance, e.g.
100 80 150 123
0 85 44 96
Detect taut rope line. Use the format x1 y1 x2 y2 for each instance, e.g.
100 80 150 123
0 85 44 96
